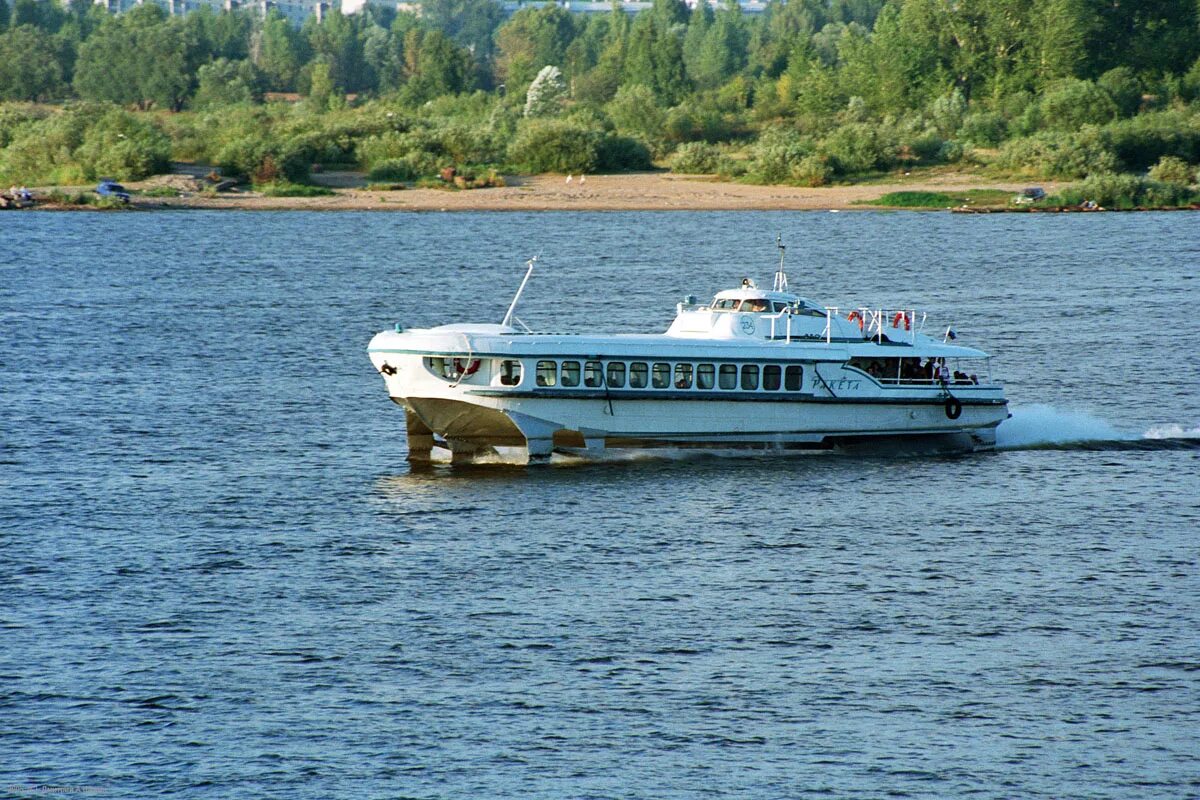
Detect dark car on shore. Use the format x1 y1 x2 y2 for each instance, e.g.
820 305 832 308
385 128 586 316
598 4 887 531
96 180 131 203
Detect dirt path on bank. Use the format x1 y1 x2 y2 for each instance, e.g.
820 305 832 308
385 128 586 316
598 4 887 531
129 171 1058 212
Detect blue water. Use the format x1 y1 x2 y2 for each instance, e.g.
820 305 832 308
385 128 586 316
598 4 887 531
3 210 1198 799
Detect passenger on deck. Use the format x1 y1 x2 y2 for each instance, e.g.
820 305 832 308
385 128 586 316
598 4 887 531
746 299 768 312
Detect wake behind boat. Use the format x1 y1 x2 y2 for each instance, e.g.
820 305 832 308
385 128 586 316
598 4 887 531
368 244 1009 464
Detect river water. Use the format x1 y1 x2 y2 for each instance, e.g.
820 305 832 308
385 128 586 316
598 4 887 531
3 210 1198 799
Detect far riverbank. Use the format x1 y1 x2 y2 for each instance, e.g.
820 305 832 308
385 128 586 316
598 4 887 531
26 171 1065 212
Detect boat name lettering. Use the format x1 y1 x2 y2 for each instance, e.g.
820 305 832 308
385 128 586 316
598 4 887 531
811 376 861 391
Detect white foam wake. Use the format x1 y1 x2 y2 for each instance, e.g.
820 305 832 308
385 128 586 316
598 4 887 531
1143 423 1200 440
995 404 1133 449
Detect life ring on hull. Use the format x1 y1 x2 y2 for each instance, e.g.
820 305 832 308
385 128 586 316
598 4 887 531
453 358 481 377
944 397 963 420
891 311 911 331
847 310 864 331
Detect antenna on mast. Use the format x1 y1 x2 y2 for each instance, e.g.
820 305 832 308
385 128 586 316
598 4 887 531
774 234 788 292
502 253 539 330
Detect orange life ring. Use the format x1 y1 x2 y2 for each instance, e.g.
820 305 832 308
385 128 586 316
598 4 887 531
891 311 911 331
453 358 481 376
847 310 864 331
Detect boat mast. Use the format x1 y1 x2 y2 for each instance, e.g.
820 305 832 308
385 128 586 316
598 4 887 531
502 255 538 328
773 234 788 292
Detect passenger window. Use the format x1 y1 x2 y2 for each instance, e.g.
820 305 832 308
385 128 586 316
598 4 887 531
499 360 522 386
584 361 603 388
629 362 649 389
718 364 737 389
741 364 759 390
763 364 781 391
785 365 803 391
697 363 715 390
426 356 447 377
772 302 786 312
536 360 557 387
673 363 693 389
606 362 626 388
561 360 580 387
652 362 670 389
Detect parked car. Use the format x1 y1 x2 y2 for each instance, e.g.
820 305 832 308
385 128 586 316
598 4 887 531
96 180 131 203
1013 186 1046 204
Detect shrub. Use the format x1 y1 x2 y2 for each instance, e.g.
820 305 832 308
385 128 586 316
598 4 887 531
367 158 421 182
1102 111 1200 171
74 109 171 181
995 130 1118 179
790 154 832 186
937 140 964 163
1097 67 1142 117
595 135 652 171
0 104 168 184
1055 173 1140 208
929 89 966 137
747 126 815 183
960 111 1006 147
1139 180 1195 207
214 130 311 184
819 122 899 175
1055 173 1196 209
1148 155 1195 184
0 103 51 148
662 105 736 144
506 119 600 173
670 141 720 174
605 85 665 140
1035 79 1119 131
715 154 748 179
905 130 943 162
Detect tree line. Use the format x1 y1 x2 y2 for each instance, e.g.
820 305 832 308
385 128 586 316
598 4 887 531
1 0 1199 193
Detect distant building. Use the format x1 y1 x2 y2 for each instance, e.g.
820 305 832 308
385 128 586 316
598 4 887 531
91 0 336 25
89 0 766 25
495 0 768 14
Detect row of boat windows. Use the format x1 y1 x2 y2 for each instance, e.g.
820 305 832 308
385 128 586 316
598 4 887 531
522 360 804 391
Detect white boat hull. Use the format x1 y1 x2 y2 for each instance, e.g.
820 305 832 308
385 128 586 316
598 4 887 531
372 350 1006 463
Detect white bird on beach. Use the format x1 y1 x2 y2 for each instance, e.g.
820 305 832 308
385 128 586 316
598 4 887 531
565 174 573 183
580 174 586 184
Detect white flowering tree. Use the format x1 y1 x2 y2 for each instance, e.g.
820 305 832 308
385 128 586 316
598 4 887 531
524 65 567 118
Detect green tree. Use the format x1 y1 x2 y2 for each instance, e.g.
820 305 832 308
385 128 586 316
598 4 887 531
0 25 65 100
73 7 188 110
304 9 365 92
419 0 502 61
1086 0 1200 77
401 28 474 101
255 12 306 91
0 0 10 32
652 23 687 104
495 5 577 87
306 59 335 111
192 57 260 108
622 13 656 90
12 0 63 32
682 1 711 81
692 0 747 89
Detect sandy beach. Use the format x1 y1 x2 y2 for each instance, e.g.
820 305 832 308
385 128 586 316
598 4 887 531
115 171 1058 212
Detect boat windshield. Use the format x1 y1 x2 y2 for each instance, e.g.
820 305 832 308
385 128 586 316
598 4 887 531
712 298 772 312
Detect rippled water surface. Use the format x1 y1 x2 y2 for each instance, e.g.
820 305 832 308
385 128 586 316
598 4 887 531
3 210 1198 799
